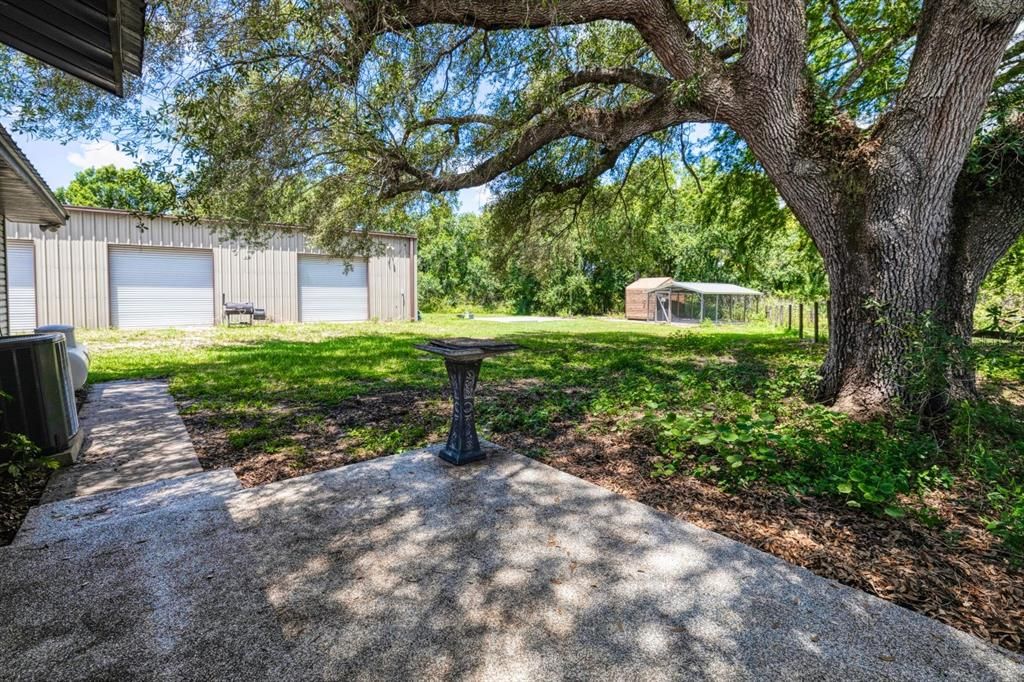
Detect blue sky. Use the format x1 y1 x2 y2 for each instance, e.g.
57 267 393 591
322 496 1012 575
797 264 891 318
9 124 494 213
9 129 137 190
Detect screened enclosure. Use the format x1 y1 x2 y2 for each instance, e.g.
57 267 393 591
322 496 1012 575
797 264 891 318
626 279 762 323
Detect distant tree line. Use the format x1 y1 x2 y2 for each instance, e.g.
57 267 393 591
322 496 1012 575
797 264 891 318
418 158 828 316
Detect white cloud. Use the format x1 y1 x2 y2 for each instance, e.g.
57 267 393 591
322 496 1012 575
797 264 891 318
67 140 135 169
457 185 494 214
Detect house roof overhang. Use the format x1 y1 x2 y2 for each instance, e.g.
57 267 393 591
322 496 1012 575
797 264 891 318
0 0 146 96
0 123 67 227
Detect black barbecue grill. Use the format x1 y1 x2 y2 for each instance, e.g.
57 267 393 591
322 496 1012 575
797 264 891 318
222 294 266 326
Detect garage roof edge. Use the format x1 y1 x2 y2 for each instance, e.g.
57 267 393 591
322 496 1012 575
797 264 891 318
61 204 417 241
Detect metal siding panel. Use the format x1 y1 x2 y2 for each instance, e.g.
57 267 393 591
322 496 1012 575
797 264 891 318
368 236 415 322
94 238 110 328
8 241 35 332
284 250 298 321
109 246 215 328
410 239 418 319
39 229 55 325
57 229 73 323
298 255 368 322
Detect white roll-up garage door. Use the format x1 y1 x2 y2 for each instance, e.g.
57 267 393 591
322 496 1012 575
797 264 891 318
298 255 368 322
8 242 36 333
109 246 214 328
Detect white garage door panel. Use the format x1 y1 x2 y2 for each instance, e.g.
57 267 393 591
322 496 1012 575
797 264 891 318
8 242 36 333
110 247 214 328
299 255 368 322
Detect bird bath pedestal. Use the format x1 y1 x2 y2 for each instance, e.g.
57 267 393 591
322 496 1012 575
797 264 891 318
415 338 519 465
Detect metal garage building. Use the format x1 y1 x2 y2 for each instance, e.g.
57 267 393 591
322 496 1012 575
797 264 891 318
5 206 417 330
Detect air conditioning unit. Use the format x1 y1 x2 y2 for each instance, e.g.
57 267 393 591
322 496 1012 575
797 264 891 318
0 333 82 466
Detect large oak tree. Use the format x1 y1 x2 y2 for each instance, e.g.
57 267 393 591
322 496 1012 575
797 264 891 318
2 0 1021 417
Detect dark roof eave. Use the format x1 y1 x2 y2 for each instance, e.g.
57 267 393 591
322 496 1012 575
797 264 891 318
0 124 68 227
0 0 146 97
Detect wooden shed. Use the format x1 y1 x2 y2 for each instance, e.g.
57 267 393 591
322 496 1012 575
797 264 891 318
625 277 672 320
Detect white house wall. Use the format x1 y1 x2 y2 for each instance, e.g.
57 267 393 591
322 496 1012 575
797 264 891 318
5 206 417 328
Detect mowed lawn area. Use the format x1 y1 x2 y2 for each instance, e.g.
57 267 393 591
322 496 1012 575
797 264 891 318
81 315 1024 651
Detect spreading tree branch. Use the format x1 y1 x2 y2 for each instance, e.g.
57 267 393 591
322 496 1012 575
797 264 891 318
380 92 711 197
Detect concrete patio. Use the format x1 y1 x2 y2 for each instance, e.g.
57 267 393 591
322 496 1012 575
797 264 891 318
2 433 1022 679
40 381 202 503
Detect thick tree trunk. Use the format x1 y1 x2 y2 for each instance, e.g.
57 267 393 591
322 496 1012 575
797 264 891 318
742 1 1024 420
805 167 1017 419
816 243 979 419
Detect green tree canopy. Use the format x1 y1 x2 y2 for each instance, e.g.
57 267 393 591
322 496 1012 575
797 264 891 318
55 165 176 214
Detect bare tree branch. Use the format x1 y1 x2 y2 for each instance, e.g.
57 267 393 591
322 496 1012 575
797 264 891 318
679 132 703 194
828 0 865 73
831 26 916 102
345 0 736 118
381 93 711 197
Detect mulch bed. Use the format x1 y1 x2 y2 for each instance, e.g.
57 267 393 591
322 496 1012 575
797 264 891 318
0 471 50 546
179 388 1024 654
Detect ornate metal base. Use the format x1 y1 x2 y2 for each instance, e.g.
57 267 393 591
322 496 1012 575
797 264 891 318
439 358 483 465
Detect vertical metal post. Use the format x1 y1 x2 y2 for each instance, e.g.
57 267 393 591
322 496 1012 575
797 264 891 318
699 294 704 322
715 295 720 322
787 303 792 330
798 303 804 339
813 302 819 343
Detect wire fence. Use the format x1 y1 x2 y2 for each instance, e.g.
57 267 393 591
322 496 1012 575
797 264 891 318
764 299 830 343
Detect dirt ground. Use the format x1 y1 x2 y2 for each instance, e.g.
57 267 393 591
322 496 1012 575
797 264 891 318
182 388 450 487
0 472 49 546
179 389 1024 654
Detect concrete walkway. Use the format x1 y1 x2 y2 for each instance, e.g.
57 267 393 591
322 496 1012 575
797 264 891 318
2 445 1021 680
40 381 203 503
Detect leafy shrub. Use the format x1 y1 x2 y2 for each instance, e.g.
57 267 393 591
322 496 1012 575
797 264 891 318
950 400 1024 556
0 390 59 479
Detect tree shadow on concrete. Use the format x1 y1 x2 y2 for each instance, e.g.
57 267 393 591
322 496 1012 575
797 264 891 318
3 445 1019 679
221 446 1021 680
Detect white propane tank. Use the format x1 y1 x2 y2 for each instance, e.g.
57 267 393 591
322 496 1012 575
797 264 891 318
35 324 89 390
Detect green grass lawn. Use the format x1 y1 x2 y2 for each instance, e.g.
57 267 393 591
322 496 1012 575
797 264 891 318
80 314 1024 550
75 315 1024 649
